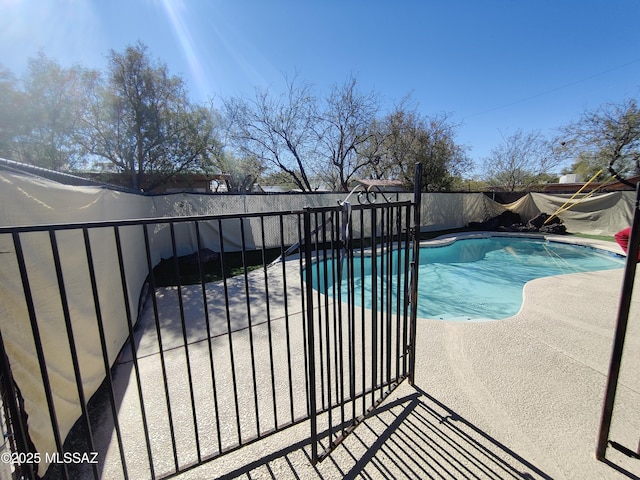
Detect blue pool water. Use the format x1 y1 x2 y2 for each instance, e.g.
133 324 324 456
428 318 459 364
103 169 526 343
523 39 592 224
311 236 625 321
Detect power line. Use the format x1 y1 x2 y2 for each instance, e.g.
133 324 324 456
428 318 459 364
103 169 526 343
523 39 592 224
466 58 640 119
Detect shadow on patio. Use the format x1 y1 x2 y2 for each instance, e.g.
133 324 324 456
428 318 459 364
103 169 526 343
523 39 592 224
214 386 552 480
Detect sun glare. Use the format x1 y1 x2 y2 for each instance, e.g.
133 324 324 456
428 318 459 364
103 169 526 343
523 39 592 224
158 0 207 99
0 0 103 72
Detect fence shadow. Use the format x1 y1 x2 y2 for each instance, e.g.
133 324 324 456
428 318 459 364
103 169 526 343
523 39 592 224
215 386 553 480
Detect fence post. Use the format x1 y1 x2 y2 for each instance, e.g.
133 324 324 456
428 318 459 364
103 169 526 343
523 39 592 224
595 181 640 460
408 163 422 386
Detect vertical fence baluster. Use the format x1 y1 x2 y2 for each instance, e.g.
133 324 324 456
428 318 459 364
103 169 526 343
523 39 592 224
44 232 92 479
143 224 179 472
386 206 393 387
50 230 99 479
394 205 403 381
347 209 356 424
279 214 295 425
381 205 384 399
194 221 223 455
12 232 69 479
329 210 341 438
217 219 242 445
409 163 423 386
303 208 318 464
321 211 332 447
314 212 326 414
360 209 366 416
298 214 311 418
239 218 261 437
169 223 201 463
83 227 128 480
260 216 279 431
330 210 339 430
402 205 412 377
114 225 155 479
399 202 410 379
336 209 346 437
370 206 378 406
385 206 391 389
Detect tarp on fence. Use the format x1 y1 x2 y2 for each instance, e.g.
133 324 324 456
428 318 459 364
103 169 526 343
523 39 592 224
419 192 507 231
505 191 635 236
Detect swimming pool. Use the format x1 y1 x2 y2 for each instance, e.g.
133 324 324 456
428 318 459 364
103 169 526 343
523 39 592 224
311 236 625 321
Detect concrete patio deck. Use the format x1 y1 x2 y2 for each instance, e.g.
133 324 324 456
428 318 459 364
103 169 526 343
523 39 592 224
177 236 640 479
60 234 640 480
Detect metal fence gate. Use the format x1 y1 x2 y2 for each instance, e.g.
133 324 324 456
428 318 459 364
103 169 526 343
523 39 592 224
302 191 421 463
0 171 422 479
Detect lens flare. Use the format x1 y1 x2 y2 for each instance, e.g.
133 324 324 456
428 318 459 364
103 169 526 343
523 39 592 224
158 0 207 99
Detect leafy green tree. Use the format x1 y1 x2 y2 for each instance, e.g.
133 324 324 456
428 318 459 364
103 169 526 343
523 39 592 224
79 42 218 191
216 153 265 192
560 152 603 181
259 170 300 190
448 177 490 192
557 98 640 182
0 67 25 160
1 53 97 170
365 101 471 191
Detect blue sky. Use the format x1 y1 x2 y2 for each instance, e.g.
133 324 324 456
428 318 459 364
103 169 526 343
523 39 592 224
1 0 639 174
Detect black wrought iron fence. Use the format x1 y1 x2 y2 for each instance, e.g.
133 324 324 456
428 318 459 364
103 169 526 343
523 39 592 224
0 211 312 479
0 185 421 479
303 200 417 463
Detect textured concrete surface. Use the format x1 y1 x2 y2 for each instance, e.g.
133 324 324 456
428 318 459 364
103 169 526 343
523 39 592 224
74 235 640 479
178 257 640 479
